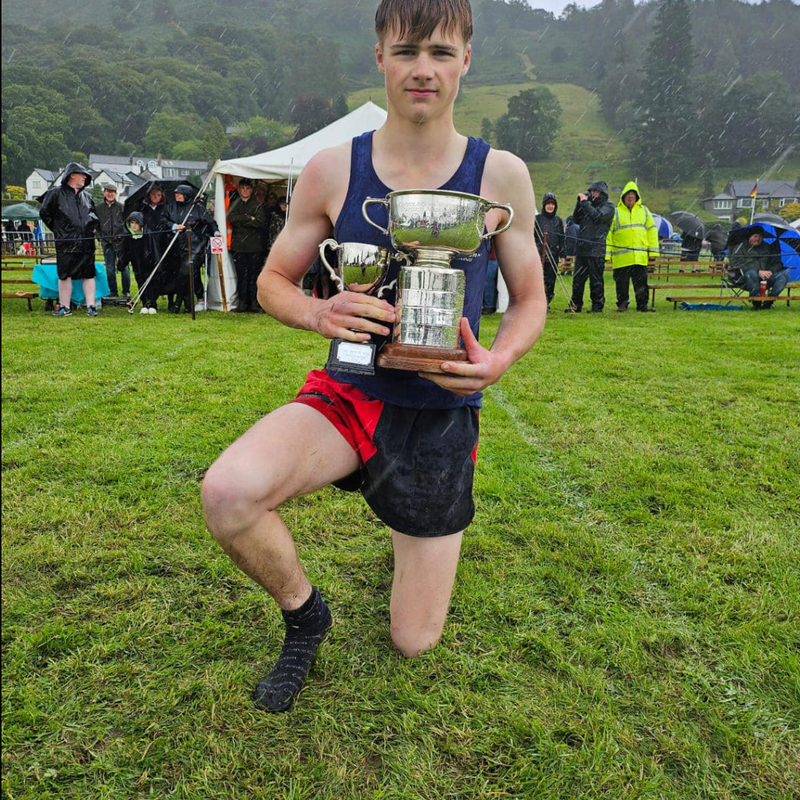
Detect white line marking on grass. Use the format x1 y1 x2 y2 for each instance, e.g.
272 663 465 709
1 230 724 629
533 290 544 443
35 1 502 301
3 341 194 456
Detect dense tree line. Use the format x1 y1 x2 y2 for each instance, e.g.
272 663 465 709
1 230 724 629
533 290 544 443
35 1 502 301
2 0 797 186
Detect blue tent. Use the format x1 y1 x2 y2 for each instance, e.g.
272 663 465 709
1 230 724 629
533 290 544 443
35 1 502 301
726 222 800 281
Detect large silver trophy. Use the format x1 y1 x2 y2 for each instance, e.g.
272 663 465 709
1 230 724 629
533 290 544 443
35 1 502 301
362 189 513 372
318 240 410 375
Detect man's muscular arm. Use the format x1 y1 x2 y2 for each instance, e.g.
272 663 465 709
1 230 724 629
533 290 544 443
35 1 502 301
257 149 395 342
422 150 546 396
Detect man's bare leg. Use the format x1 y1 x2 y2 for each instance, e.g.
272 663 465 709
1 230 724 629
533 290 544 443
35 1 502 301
58 278 72 309
202 402 360 710
389 530 463 658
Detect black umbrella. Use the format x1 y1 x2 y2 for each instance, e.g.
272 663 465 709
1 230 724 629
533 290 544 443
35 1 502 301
669 211 705 240
123 178 206 216
752 212 788 227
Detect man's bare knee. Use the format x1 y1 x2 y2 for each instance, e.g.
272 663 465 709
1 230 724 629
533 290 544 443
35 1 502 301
391 625 441 659
202 463 273 545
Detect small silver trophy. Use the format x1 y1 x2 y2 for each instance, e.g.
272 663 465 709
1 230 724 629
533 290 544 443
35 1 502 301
362 189 513 372
318 240 410 375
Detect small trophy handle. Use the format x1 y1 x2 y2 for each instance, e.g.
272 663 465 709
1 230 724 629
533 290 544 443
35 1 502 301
482 202 514 240
393 251 413 267
318 238 344 292
362 197 390 236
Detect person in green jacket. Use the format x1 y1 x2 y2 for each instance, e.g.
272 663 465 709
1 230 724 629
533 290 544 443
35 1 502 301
606 181 658 312
228 178 266 312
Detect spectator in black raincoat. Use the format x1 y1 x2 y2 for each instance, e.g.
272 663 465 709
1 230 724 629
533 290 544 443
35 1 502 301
564 215 579 260
39 162 100 317
567 180 614 313
228 178 266 312
119 211 160 314
95 184 129 298
680 231 703 268
534 192 564 310
707 223 727 261
163 183 219 313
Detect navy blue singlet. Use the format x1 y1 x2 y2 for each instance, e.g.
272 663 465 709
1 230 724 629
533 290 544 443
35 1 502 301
328 130 491 409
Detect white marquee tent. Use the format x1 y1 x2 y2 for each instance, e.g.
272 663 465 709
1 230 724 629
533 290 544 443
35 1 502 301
206 102 388 310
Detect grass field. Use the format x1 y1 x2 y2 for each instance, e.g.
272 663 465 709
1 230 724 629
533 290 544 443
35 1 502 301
2 285 799 800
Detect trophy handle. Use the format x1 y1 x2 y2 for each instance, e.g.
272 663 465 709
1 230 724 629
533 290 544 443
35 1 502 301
393 251 413 267
481 202 514 240
318 238 344 292
362 197 390 236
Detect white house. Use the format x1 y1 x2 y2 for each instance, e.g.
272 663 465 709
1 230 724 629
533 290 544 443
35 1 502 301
25 168 58 200
703 178 800 221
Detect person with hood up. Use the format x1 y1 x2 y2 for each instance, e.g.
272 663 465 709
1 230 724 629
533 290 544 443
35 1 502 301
39 162 100 317
606 181 658 312
566 180 614 313
163 183 219 313
534 192 565 310
118 211 160 314
707 223 727 261
564 215 579 260
228 178 266 312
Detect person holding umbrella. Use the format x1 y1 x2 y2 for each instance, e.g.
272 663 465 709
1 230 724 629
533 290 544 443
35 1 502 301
163 184 219 313
729 229 788 310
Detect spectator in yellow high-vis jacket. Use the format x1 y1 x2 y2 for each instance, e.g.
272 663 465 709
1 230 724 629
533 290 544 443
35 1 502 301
606 181 659 312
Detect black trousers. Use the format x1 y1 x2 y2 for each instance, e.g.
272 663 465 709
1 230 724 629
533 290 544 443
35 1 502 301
232 251 264 310
543 258 557 304
613 265 649 310
571 254 605 311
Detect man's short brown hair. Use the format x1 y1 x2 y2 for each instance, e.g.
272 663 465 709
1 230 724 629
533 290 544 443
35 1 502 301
375 0 473 44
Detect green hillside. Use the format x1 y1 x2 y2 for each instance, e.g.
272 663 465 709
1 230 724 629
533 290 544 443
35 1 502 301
350 83 800 219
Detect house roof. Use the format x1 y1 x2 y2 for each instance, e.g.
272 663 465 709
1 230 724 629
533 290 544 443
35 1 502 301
33 168 57 181
89 154 130 165
729 180 799 198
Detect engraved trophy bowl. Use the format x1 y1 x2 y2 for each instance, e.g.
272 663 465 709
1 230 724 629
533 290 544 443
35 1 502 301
362 189 513 372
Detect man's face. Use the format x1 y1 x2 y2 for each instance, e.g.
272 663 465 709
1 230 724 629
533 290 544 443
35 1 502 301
104 189 117 203
129 221 142 233
175 193 185 203
67 172 88 190
588 189 599 201
749 233 763 246
239 184 253 200
544 201 555 214
623 191 637 210
376 23 471 124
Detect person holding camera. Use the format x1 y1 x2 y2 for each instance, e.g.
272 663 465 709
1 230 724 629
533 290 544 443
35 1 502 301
565 180 614 314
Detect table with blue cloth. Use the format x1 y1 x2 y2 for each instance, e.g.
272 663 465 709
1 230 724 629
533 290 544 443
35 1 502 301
32 261 111 304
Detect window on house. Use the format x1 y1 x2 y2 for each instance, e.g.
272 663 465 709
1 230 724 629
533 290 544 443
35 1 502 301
32 180 41 188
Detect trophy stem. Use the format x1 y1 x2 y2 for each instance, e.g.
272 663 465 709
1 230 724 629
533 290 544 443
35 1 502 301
412 247 454 270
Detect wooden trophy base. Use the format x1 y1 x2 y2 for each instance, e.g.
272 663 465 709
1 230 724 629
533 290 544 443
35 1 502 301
376 342 468 373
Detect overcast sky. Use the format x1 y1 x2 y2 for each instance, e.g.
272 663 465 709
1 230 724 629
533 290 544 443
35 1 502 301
526 0 763 16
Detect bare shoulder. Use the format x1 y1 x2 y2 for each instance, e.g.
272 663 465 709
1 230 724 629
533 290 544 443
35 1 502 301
484 148 533 194
481 148 535 223
293 142 351 222
300 142 351 189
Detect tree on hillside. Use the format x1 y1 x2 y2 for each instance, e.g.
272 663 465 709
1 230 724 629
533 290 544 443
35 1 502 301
629 0 699 184
290 97 338 141
494 88 561 161
202 117 228 164
778 202 800 222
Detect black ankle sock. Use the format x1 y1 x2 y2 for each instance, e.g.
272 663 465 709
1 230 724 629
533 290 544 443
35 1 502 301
253 586 332 712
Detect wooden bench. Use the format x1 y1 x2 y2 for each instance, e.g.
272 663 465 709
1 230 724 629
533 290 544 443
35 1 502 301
1 259 39 311
649 284 725 307
665 286 796 310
